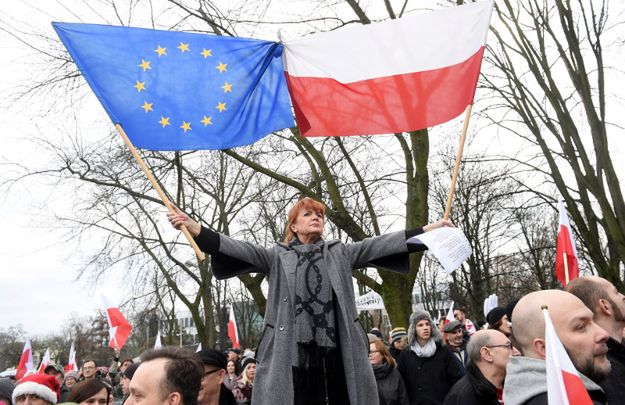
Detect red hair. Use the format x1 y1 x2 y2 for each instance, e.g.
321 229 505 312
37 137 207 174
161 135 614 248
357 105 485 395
283 197 326 242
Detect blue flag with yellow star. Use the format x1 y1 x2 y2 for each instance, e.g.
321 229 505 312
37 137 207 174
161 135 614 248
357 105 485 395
53 22 294 150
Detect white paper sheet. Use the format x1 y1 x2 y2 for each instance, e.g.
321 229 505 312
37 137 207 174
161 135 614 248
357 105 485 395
407 227 472 273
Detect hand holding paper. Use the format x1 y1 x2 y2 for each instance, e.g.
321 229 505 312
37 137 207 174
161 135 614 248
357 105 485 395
408 227 472 273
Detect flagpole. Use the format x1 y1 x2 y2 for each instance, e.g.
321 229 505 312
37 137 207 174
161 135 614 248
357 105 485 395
563 252 570 286
444 104 473 220
114 124 206 262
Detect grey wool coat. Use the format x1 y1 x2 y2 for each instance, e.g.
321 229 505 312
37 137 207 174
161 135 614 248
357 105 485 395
210 230 413 405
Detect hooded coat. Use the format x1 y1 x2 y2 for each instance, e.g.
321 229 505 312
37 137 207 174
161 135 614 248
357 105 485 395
503 356 607 405
200 229 415 405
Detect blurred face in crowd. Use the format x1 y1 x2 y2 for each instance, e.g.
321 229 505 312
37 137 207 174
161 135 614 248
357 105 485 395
226 361 236 376
415 320 431 343
14 394 51 405
82 361 97 379
496 315 512 336
79 388 108 405
121 376 131 396
227 351 238 363
446 327 464 348
44 369 64 385
368 343 383 366
453 310 466 323
245 364 256 381
120 360 133 374
198 364 225 405
65 376 77 387
481 332 513 371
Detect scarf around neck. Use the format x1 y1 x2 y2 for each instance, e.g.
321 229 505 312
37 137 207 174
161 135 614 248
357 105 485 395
410 339 437 358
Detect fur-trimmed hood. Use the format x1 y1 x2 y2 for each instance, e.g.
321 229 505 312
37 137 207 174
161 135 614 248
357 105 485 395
407 309 442 346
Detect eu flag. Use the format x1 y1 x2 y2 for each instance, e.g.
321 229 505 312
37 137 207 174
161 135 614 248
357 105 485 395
53 22 294 150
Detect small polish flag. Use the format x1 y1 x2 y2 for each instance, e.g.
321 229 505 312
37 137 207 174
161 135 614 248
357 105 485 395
543 307 593 405
16 338 34 380
228 306 240 349
445 303 455 324
154 332 162 349
101 294 132 350
555 197 579 286
64 341 78 372
37 349 51 374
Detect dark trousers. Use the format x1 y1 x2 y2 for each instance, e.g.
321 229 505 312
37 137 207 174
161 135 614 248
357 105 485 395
292 344 350 405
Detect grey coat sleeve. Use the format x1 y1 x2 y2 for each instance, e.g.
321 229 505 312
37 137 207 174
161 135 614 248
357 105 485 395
346 231 410 272
210 233 274 280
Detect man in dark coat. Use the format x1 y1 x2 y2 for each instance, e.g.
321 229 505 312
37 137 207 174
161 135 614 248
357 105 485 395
443 321 468 370
567 276 625 403
444 329 511 405
196 349 236 405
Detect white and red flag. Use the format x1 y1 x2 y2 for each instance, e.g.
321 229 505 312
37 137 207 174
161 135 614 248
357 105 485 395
64 341 78 373
282 0 493 137
101 295 132 350
445 303 455 324
37 349 51 374
228 306 240 349
555 197 579 286
154 332 162 349
543 307 593 405
16 338 34 380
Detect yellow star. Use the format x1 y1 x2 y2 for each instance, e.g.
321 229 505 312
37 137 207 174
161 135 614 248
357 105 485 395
138 59 151 71
201 116 213 126
216 62 227 73
141 101 153 113
216 102 227 112
154 46 167 56
177 42 190 53
200 48 212 58
159 117 170 128
180 121 192 132
134 81 146 92
222 82 232 93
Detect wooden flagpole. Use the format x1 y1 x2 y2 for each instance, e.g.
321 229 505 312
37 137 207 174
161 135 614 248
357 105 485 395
444 104 473 220
115 124 206 262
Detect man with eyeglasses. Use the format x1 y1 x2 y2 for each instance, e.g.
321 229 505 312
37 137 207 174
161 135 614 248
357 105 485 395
196 349 235 405
443 329 511 405
503 290 610 405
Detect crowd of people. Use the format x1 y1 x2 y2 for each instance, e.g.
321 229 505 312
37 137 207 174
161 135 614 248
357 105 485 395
2 275 624 405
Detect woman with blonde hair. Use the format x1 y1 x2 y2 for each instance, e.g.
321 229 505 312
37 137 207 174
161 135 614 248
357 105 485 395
369 339 409 405
232 358 256 405
169 197 451 405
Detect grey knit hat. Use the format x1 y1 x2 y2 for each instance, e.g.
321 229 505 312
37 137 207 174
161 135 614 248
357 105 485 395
0 378 15 405
407 309 442 346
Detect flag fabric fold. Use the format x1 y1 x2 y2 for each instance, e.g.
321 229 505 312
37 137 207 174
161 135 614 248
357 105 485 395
37 349 51 374
53 22 294 151
64 342 78 373
16 338 34 380
543 307 593 405
101 295 132 350
154 332 162 349
228 306 240 349
282 0 493 137
445 302 455 324
555 197 579 286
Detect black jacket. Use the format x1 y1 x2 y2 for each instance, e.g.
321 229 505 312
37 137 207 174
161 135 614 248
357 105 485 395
442 362 500 405
523 390 606 405
219 384 236 405
372 363 409 405
599 337 625 404
397 342 464 405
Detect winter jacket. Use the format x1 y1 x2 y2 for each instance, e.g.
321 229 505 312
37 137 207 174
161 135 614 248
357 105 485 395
372 363 409 405
503 356 606 405
397 343 464 405
196 228 418 405
599 337 625 404
443 361 501 405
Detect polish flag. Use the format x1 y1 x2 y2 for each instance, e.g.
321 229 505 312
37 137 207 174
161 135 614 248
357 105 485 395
555 197 579 286
282 1 493 137
445 303 455 324
543 307 593 405
37 349 51 374
154 332 162 349
101 295 132 350
228 306 240 349
64 342 78 372
16 338 34 380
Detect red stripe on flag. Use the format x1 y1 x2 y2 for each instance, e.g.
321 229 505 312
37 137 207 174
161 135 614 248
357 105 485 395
555 225 579 286
561 370 593 405
16 348 31 380
285 47 484 137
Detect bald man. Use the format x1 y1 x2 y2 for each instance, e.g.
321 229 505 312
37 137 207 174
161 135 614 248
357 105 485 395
503 290 610 405
443 330 511 405
567 276 625 403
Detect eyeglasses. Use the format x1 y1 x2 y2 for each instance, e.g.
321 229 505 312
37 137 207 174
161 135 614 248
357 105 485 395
485 342 513 350
368 350 381 355
203 368 221 378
